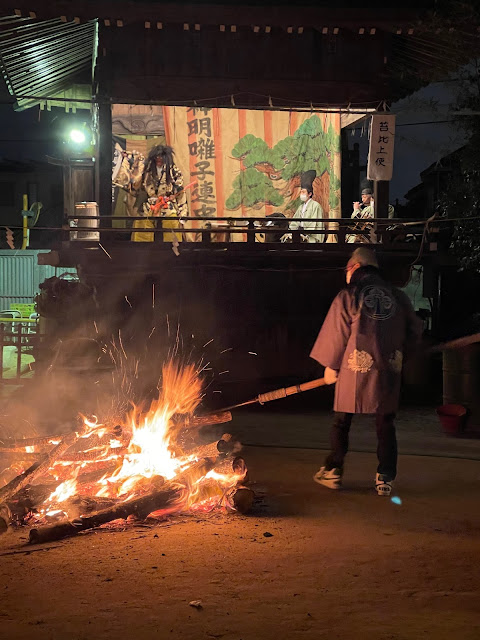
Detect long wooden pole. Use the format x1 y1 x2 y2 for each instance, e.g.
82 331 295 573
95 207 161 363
220 377 327 411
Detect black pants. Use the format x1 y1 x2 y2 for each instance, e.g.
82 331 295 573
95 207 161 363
324 412 397 480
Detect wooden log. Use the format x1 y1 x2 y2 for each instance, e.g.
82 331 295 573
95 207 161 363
190 440 224 460
0 425 124 452
0 503 11 534
231 486 255 514
0 424 88 506
183 411 232 429
2 416 226 452
29 458 215 544
212 455 247 478
179 433 240 459
216 433 241 455
0 447 128 462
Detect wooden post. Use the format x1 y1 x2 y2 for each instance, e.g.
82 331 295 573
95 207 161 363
0 323 4 385
247 219 255 244
373 180 389 243
95 27 113 226
16 323 22 380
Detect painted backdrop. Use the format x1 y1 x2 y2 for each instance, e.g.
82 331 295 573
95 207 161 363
163 107 341 223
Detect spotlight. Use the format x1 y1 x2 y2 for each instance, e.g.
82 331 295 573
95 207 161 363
69 128 87 144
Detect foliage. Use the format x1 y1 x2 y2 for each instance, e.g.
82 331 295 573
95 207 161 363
226 115 341 212
225 168 283 209
437 60 480 273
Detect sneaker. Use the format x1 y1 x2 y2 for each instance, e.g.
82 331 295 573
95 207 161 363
313 466 343 489
375 473 393 496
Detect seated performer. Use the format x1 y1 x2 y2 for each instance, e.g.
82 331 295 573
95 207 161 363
263 212 289 242
287 170 325 243
347 187 394 243
118 144 187 243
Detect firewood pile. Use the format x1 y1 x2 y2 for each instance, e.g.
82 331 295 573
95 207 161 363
0 363 254 543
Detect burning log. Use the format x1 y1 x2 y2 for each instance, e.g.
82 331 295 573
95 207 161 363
0 415 228 455
29 458 215 544
4 484 54 522
186 411 232 429
0 448 128 462
0 424 88 515
0 503 11 534
231 487 255 514
217 433 241 455
187 437 236 460
0 425 124 453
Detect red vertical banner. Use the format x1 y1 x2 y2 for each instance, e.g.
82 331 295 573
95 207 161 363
237 109 247 221
263 110 274 215
213 109 224 216
288 110 298 136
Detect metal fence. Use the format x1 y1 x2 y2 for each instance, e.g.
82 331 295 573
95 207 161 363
0 250 77 311
0 321 41 384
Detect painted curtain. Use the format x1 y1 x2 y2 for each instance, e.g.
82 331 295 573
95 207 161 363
163 107 341 224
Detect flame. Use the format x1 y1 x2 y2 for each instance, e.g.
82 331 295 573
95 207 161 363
96 362 203 496
14 361 247 525
47 468 80 504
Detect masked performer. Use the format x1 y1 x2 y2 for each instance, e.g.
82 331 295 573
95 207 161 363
116 144 187 243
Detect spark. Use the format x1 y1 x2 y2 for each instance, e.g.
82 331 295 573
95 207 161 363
148 327 156 339
93 320 98 334
203 339 214 347
197 361 211 374
218 370 229 375
248 351 258 356
212 390 222 394
124 296 132 308
118 331 128 361
152 284 155 309
220 348 233 354
175 323 180 355
98 243 112 259
166 314 170 337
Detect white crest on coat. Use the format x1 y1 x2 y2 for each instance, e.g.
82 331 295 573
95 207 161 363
361 285 396 320
348 349 374 373
389 350 403 373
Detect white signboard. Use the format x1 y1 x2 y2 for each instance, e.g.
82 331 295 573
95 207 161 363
367 115 396 181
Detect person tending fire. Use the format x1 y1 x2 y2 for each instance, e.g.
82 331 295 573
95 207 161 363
310 247 422 495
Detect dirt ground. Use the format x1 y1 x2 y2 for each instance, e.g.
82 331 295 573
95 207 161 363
1 444 480 640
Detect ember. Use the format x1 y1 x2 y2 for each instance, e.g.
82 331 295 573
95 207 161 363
0 362 251 541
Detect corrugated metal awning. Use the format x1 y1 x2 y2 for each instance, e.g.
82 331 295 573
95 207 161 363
0 14 97 111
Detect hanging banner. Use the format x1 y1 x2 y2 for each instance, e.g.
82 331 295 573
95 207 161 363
367 114 396 181
163 107 342 224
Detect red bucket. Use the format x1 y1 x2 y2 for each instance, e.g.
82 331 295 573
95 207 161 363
436 404 467 436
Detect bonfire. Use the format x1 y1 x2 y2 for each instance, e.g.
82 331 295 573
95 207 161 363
0 362 252 543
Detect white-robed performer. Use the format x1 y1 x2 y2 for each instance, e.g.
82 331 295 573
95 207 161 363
285 170 325 243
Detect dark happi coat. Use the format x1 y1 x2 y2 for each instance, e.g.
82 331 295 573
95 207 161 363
310 266 422 414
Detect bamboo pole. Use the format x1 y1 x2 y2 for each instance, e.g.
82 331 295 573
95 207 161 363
220 377 327 411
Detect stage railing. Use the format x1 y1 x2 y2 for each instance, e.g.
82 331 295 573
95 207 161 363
62 215 443 250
